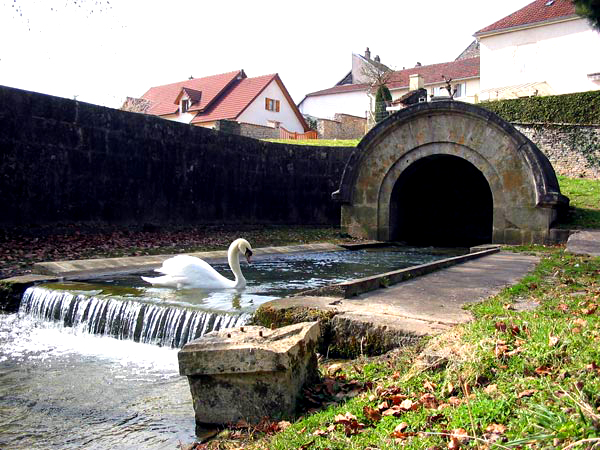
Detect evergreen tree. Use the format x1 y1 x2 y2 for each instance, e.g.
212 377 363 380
573 0 600 31
374 85 392 123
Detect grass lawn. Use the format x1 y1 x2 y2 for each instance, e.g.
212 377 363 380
191 176 600 449
263 139 360 147
558 176 600 229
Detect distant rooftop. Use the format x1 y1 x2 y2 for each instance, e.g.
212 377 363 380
474 0 577 36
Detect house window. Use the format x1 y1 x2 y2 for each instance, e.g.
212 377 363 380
181 99 189 113
265 98 280 112
432 86 445 97
454 83 466 98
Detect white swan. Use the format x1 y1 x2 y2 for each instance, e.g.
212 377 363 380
141 238 253 289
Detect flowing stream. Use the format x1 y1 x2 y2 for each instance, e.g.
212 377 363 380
0 247 463 448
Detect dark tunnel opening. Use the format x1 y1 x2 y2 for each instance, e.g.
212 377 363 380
390 154 493 247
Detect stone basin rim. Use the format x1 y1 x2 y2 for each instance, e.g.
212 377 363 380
1 242 501 314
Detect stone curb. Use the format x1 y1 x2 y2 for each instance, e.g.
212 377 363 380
295 246 501 298
31 242 346 278
254 250 539 358
566 230 600 257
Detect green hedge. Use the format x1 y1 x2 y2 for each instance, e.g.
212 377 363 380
480 90 600 125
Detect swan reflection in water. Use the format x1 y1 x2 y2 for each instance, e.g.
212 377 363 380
142 239 253 289
140 283 262 313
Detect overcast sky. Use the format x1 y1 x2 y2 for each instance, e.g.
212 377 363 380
0 0 529 108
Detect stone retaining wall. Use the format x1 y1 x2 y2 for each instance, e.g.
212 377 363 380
514 123 600 180
214 120 281 140
317 113 366 140
0 85 353 228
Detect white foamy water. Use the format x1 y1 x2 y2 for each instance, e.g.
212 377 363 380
0 312 196 449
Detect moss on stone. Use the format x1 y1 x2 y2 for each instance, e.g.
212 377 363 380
251 304 422 359
251 305 337 356
251 305 337 329
0 281 24 312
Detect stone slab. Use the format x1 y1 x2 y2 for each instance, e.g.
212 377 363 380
258 251 540 354
178 322 320 376
297 247 500 298
179 322 320 425
566 230 600 257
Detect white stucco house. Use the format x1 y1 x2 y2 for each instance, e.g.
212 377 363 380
298 48 390 120
128 70 308 133
298 46 481 122
385 53 481 108
474 0 600 101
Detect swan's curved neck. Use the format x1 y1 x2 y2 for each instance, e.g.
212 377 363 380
228 241 246 288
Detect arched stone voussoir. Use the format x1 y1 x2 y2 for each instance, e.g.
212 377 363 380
334 101 569 245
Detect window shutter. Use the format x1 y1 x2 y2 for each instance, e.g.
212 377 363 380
275 100 280 112
265 98 269 110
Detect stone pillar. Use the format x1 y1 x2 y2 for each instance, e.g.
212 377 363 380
178 322 320 426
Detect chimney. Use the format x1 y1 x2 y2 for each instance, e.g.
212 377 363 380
415 62 422 67
374 55 380 63
365 47 371 60
409 74 424 91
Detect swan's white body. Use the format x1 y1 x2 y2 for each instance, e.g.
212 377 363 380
141 238 253 289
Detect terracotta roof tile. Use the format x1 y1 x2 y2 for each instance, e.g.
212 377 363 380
475 0 577 36
191 74 277 123
386 57 480 90
141 71 307 131
141 70 243 116
305 58 479 99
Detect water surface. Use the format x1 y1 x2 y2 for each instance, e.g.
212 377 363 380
0 313 194 449
0 246 463 447
77 246 463 313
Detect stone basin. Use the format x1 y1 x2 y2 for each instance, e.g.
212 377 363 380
178 322 320 426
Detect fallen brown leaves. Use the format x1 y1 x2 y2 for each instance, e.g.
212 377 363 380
231 417 292 435
333 412 365 436
517 389 537 398
301 375 372 411
0 225 348 279
2 226 239 278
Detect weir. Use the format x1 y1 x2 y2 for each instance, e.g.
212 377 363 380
20 286 250 348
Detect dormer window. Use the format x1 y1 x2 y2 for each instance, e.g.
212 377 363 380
181 99 190 113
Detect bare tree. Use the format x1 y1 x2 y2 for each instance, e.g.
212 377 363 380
441 75 458 99
360 62 393 91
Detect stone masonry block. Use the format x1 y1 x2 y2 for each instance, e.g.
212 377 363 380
178 322 320 425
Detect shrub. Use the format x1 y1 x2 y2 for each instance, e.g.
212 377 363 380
480 91 600 125
374 85 392 123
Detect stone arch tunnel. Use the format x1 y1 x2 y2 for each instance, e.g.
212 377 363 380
333 101 569 246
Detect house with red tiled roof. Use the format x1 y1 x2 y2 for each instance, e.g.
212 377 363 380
385 56 481 107
299 46 481 123
128 70 308 133
474 0 600 100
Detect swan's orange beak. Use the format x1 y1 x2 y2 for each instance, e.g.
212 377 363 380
245 249 253 263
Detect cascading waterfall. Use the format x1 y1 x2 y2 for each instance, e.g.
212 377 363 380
19 286 250 348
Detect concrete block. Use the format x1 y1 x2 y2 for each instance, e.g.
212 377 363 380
503 228 525 245
178 322 320 425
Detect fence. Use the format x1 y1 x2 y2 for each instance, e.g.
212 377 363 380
279 127 318 140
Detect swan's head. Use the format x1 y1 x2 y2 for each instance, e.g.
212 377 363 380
235 238 253 263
